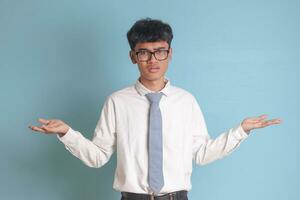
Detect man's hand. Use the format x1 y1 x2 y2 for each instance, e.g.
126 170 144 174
241 114 282 134
29 118 70 137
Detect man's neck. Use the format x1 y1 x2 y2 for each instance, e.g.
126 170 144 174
139 76 166 92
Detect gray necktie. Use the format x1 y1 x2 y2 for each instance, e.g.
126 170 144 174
145 92 164 194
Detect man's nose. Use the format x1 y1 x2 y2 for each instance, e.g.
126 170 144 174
148 53 157 63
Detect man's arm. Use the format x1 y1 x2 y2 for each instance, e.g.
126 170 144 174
191 97 282 166
29 96 117 168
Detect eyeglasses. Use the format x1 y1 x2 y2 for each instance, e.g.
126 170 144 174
134 48 170 62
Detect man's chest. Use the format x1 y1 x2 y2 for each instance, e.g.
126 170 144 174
114 97 193 150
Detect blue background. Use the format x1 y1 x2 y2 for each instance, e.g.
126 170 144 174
1 0 299 199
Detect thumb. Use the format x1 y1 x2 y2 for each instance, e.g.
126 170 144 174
258 114 268 120
38 118 50 125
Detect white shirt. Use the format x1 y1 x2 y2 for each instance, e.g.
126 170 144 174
58 77 249 195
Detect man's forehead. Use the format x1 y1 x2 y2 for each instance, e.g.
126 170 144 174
134 41 169 50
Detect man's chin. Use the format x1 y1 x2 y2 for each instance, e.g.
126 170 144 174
140 74 165 82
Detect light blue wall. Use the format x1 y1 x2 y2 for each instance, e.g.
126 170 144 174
1 0 299 199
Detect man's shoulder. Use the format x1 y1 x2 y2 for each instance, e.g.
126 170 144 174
106 85 136 101
170 85 196 100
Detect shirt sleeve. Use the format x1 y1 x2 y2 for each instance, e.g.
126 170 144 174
191 96 249 165
57 96 117 168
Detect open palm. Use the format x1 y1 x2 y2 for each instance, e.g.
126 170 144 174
241 114 282 134
29 118 70 137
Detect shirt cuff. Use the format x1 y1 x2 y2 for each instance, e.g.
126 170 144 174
233 123 250 140
56 127 78 144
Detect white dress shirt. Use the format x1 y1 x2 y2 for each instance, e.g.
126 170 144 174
58 77 249 195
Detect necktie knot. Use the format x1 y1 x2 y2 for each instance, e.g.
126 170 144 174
145 92 163 104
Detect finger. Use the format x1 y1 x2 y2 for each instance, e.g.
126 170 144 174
251 120 268 128
29 125 46 133
40 125 57 133
247 114 268 122
248 118 262 123
45 121 60 128
258 114 268 120
269 118 282 123
263 119 282 126
38 118 51 125
254 119 282 128
251 115 269 123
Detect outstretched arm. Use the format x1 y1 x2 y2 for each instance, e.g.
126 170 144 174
28 96 117 168
191 97 282 165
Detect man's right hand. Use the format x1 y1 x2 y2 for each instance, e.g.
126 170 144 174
29 118 70 137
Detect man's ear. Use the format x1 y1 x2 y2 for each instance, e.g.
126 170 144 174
168 47 173 61
129 50 137 64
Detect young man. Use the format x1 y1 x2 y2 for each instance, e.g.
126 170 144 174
29 18 281 200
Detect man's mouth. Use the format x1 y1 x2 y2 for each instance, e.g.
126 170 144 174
148 66 160 73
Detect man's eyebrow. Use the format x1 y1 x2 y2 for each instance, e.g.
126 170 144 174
137 47 168 51
136 48 149 51
154 47 168 50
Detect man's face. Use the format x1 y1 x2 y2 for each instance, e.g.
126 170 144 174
130 41 172 82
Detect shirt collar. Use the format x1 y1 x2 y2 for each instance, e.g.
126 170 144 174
135 77 171 97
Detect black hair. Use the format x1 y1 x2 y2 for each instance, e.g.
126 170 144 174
127 18 173 50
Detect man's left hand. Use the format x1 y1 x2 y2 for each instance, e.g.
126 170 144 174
241 114 282 134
